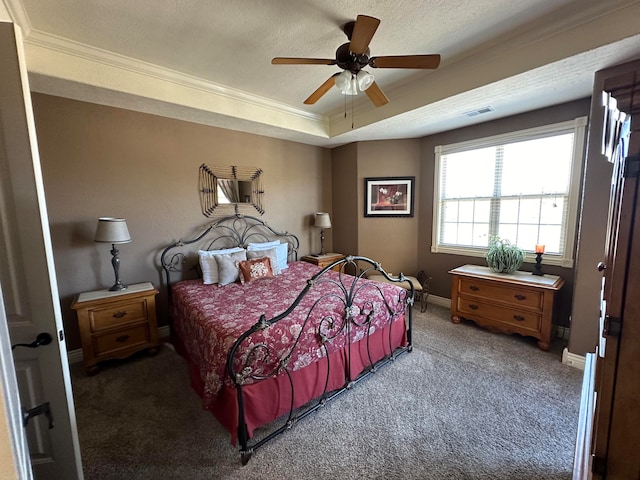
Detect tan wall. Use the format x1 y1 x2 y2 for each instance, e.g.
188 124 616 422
419 99 591 331
331 139 421 276
357 140 421 276
331 143 358 256
32 93 331 350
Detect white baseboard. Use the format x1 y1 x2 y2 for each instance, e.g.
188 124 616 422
562 347 586 370
67 348 84 365
67 325 171 364
426 295 451 309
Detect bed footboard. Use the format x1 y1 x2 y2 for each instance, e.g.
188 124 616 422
226 255 414 464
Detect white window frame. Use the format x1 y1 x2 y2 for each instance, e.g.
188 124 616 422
431 116 587 268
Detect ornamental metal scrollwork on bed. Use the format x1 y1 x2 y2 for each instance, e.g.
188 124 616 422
160 214 299 289
227 255 414 465
160 215 414 465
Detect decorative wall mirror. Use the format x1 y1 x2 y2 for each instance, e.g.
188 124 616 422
199 164 264 217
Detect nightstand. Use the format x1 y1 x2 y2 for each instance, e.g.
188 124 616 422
71 282 159 375
301 253 345 271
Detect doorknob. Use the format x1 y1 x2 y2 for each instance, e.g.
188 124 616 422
11 332 53 351
22 402 54 429
597 262 607 272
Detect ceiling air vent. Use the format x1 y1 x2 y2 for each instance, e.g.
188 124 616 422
464 106 494 117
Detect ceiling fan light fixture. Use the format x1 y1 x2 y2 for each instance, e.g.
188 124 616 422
346 76 359 95
356 70 374 91
335 70 352 91
272 14 440 107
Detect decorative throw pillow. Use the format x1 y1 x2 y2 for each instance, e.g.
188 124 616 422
238 257 274 284
215 250 247 286
198 247 244 284
247 247 280 275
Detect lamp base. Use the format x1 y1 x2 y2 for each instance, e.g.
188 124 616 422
109 281 127 291
108 244 127 291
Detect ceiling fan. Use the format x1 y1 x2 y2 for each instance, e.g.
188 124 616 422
272 14 441 107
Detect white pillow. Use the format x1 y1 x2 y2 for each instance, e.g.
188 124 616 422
247 242 288 272
198 247 244 284
247 240 280 248
247 247 280 275
215 250 248 286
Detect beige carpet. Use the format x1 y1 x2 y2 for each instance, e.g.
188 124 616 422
71 304 582 479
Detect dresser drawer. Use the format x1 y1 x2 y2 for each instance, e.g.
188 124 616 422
456 296 541 332
458 277 542 310
93 324 150 356
89 299 148 332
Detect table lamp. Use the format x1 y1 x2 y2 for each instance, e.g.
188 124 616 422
94 217 131 291
314 212 331 256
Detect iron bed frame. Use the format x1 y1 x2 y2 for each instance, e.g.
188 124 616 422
160 215 414 464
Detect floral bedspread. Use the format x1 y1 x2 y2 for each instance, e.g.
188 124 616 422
171 261 407 409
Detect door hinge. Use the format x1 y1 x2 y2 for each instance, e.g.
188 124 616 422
603 314 621 337
624 155 640 178
59 330 64 342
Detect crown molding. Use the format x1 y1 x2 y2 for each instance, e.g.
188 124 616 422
24 28 324 124
2 0 31 34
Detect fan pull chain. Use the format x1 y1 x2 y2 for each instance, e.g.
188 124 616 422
351 92 354 129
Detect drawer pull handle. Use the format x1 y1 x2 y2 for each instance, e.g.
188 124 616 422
513 315 525 321
113 311 127 318
116 334 130 343
514 294 526 301
469 304 479 310
469 285 480 291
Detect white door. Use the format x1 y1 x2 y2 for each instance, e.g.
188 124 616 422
0 21 83 479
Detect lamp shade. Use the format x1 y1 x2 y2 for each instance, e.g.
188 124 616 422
314 212 332 229
94 217 131 244
334 71 352 91
356 70 374 91
335 71 358 96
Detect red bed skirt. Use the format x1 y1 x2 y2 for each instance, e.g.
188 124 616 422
175 316 407 445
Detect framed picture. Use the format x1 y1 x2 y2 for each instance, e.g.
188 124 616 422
364 176 415 217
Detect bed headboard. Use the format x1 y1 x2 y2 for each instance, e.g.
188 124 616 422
160 214 300 288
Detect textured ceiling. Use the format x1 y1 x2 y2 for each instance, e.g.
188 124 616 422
4 0 640 146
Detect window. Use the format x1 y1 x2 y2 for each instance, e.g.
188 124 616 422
432 117 587 267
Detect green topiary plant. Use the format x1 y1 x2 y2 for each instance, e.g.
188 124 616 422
486 236 525 274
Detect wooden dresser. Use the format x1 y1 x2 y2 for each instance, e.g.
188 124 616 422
449 265 564 350
72 282 159 375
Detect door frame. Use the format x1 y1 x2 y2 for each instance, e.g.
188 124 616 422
0 283 31 479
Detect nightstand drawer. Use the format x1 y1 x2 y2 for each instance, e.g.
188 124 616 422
458 278 542 310
89 299 148 332
93 324 150 356
456 296 541 332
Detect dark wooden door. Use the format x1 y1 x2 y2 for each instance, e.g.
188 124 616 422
593 71 640 479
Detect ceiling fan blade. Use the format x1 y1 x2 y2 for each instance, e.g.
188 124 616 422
304 75 338 104
369 54 441 69
272 57 336 65
349 15 380 54
365 81 389 107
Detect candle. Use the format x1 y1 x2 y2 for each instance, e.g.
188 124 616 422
535 244 545 254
